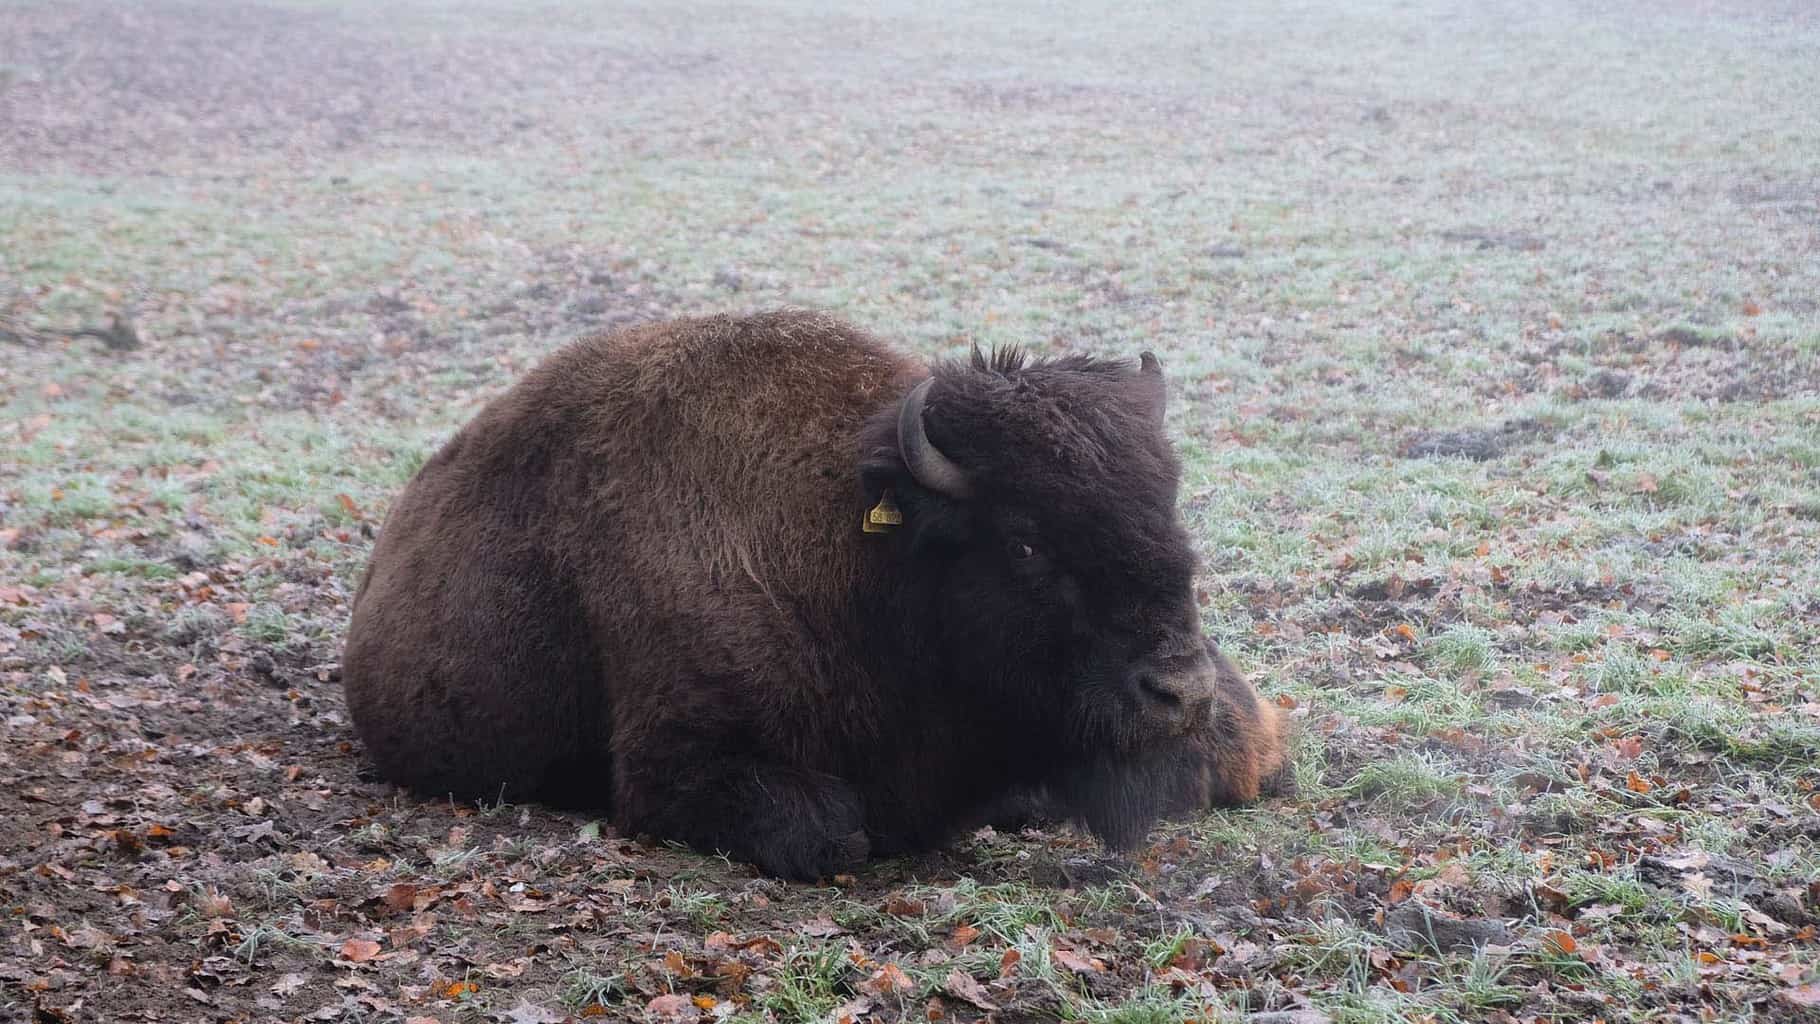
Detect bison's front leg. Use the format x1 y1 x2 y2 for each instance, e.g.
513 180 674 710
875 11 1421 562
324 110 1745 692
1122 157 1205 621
615 753 870 881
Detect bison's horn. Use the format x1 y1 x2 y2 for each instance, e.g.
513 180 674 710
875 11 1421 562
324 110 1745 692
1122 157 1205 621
897 378 972 499
1134 350 1166 426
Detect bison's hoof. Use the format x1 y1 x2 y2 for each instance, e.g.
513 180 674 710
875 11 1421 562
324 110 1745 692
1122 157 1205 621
743 779 872 881
825 829 872 871
757 825 869 882
1258 758 1297 800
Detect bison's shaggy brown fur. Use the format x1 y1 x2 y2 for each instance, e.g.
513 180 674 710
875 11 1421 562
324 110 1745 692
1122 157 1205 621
343 310 1287 878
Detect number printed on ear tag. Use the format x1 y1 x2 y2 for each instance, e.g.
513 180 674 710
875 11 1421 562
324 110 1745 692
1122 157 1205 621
863 490 903 533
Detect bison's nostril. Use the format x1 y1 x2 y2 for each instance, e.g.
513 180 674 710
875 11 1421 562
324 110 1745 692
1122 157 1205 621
1137 673 1182 706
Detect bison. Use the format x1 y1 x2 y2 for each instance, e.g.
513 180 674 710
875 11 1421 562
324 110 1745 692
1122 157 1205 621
342 310 1288 879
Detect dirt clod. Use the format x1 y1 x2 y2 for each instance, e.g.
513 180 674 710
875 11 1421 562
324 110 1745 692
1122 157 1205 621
1383 904 1514 953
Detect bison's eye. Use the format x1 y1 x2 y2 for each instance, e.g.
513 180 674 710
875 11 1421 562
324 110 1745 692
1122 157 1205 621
1007 539 1038 561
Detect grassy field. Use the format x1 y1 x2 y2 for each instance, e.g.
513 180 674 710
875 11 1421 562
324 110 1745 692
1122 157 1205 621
3 1 1819 1021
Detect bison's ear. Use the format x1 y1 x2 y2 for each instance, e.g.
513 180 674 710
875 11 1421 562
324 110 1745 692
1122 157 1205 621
1133 351 1166 427
857 455 971 553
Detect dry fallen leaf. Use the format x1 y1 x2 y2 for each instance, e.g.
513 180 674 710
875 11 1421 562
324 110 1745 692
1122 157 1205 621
734 934 782 956
199 889 234 917
1782 983 1820 1008
861 963 913 996
942 969 997 1011
1051 948 1104 974
884 895 927 917
645 993 694 1018
382 883 418 914
503 1001 565 1024
436 979 478 999
339 938 381 962
483 959 530 980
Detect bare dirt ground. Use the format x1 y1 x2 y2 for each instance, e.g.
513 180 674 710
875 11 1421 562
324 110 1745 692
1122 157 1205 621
2 1 1818 1022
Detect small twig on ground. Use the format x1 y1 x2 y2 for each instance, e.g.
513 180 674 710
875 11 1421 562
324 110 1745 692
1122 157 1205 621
0 313 32 347
1 311 143 351
70 312 143 351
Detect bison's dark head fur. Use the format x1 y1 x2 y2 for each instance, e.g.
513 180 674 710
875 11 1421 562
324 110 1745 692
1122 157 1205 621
858 346 1219 847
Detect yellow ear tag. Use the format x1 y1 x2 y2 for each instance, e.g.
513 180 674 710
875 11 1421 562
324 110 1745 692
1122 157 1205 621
863 489 903 534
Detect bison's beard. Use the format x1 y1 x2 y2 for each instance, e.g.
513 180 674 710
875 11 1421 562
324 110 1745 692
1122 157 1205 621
1046 740 1206 851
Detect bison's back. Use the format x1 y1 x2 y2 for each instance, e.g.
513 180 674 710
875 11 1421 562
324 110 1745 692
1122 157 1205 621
342 311 916 805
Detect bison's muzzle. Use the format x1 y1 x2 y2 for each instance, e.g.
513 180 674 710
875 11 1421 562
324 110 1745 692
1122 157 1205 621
1130 659 1219 735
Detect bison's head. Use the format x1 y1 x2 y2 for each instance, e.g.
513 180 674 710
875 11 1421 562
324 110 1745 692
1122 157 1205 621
862 347 1218 842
